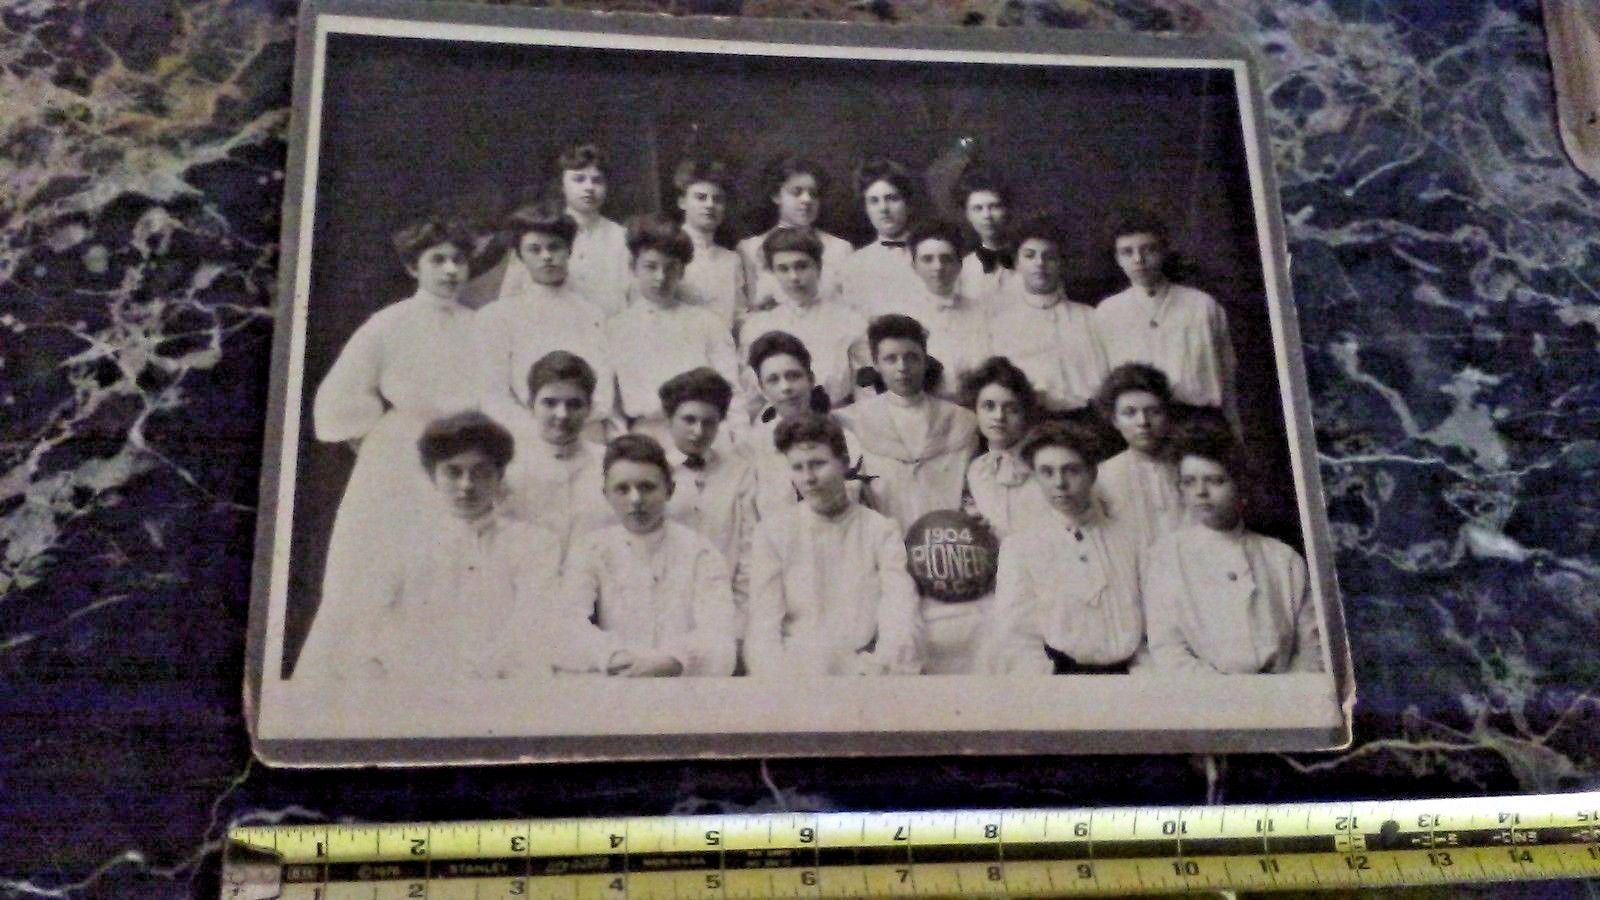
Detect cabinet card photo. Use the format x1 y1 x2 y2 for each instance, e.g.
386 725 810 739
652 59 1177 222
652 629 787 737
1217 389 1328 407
247 0 1352 764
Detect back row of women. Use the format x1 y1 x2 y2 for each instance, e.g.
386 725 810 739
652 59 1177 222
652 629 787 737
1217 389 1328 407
293 143 1320 681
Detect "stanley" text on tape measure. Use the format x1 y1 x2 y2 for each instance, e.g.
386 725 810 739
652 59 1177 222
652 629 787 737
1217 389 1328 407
224 791 1600 897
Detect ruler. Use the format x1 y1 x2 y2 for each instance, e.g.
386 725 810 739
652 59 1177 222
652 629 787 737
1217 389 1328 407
224 792 1600 897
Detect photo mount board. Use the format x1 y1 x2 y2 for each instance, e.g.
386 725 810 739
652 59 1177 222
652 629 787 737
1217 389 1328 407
247 0 1354 765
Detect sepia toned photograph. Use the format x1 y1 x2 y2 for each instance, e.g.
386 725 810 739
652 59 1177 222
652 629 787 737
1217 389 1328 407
247 0 1352 763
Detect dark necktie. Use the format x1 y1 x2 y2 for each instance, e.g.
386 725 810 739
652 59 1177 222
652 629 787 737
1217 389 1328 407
975 245 1014 274
881 240 907 249
683 453 707 471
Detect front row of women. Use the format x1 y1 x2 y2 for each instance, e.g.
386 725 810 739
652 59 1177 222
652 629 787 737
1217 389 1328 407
295 340 1323 681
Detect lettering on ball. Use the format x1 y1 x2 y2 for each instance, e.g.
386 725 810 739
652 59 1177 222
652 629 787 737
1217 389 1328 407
907 517 997 601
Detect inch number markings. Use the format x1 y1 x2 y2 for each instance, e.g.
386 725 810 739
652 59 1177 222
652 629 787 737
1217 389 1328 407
227 793 1600 897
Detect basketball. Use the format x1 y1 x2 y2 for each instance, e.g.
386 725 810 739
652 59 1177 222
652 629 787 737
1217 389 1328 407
905 509 1000 602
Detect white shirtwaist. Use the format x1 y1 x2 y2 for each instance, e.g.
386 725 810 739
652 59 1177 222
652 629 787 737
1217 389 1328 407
988 503 1144 674
953 449 1049 673
745 502 923 676
604 297 740 426
837 393 982 674
557 521 738 677
563 214 632 316
473 280 616 424
294 508 563 682
733 410 868 522
1093 449 1185 550
964 448 1050 540
1093 282 1237 419
680 229 748 330
737 298 866 411
311 291 488 650
865 286 992 397
1142 525 1323 674
737 226 852 311
498 434 614 569
836 392 980 533
987 280 1110 412
836 240 925 317
665 446 758 625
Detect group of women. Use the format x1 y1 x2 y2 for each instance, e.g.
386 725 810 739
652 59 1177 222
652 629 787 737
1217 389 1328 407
288 144 1322 680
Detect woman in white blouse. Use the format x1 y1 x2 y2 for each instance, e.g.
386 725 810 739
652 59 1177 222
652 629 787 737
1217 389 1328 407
674 158 747 331
960 356 1047 540
736 155 853 311
1092 363 1185 549
1142 419 1324 674
987 421 1144 675
309 218 487 660
605 214 740 441
1092 211 1238 431
556 434 738 677
295 412 561 682
474 202 615 434
498 351 615 568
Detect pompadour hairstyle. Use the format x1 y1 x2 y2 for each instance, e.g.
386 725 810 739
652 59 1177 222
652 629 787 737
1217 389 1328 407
503 201 577 248
762 155 828 201
1093 363 1174 422
602 433 672 482
760 226 825 269
773 412 850 463
1170 410 1250 481
525 350 597 404
658 367 734 419
853 157 918 200
1108 207 1172 250
557 142 607 173
673 158 735 196
1012 213 1068 251
867 314 930 357
1018 419 1106 468
908 220 966 258
958 356 1039 418
746 329 813 376
624 213 694 265
391 218 474 269
950 164 1012 208
417 410 515 474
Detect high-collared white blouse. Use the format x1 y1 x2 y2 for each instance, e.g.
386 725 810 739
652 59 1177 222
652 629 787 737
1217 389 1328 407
312 290 485 443
745 502 922 676
987 280 1109 412
557 521 738 677
665 446 758 616
604 298 740 423
680 229 748 330
1093 282 1236 414
499 436 614 568
474 280 616 422
835 392 980 532
989 504 1145 672
1142 525 1323 674
1093 448 1184 550
296 509 563 682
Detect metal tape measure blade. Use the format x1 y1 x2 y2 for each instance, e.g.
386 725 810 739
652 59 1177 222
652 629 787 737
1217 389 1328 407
224 793 1600 897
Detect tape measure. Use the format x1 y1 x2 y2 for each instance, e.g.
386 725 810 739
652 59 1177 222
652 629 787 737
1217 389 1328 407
224 792 1600 897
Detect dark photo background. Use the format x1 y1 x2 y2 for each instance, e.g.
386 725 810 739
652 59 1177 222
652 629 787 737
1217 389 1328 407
282 31 1299 674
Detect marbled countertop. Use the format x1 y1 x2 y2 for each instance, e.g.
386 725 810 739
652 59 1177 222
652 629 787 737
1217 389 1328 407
2 0 1597 896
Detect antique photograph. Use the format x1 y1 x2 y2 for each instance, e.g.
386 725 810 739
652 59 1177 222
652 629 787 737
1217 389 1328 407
247 0 1351 763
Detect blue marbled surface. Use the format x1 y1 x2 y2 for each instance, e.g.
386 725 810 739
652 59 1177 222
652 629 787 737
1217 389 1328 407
1 0 1597 896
